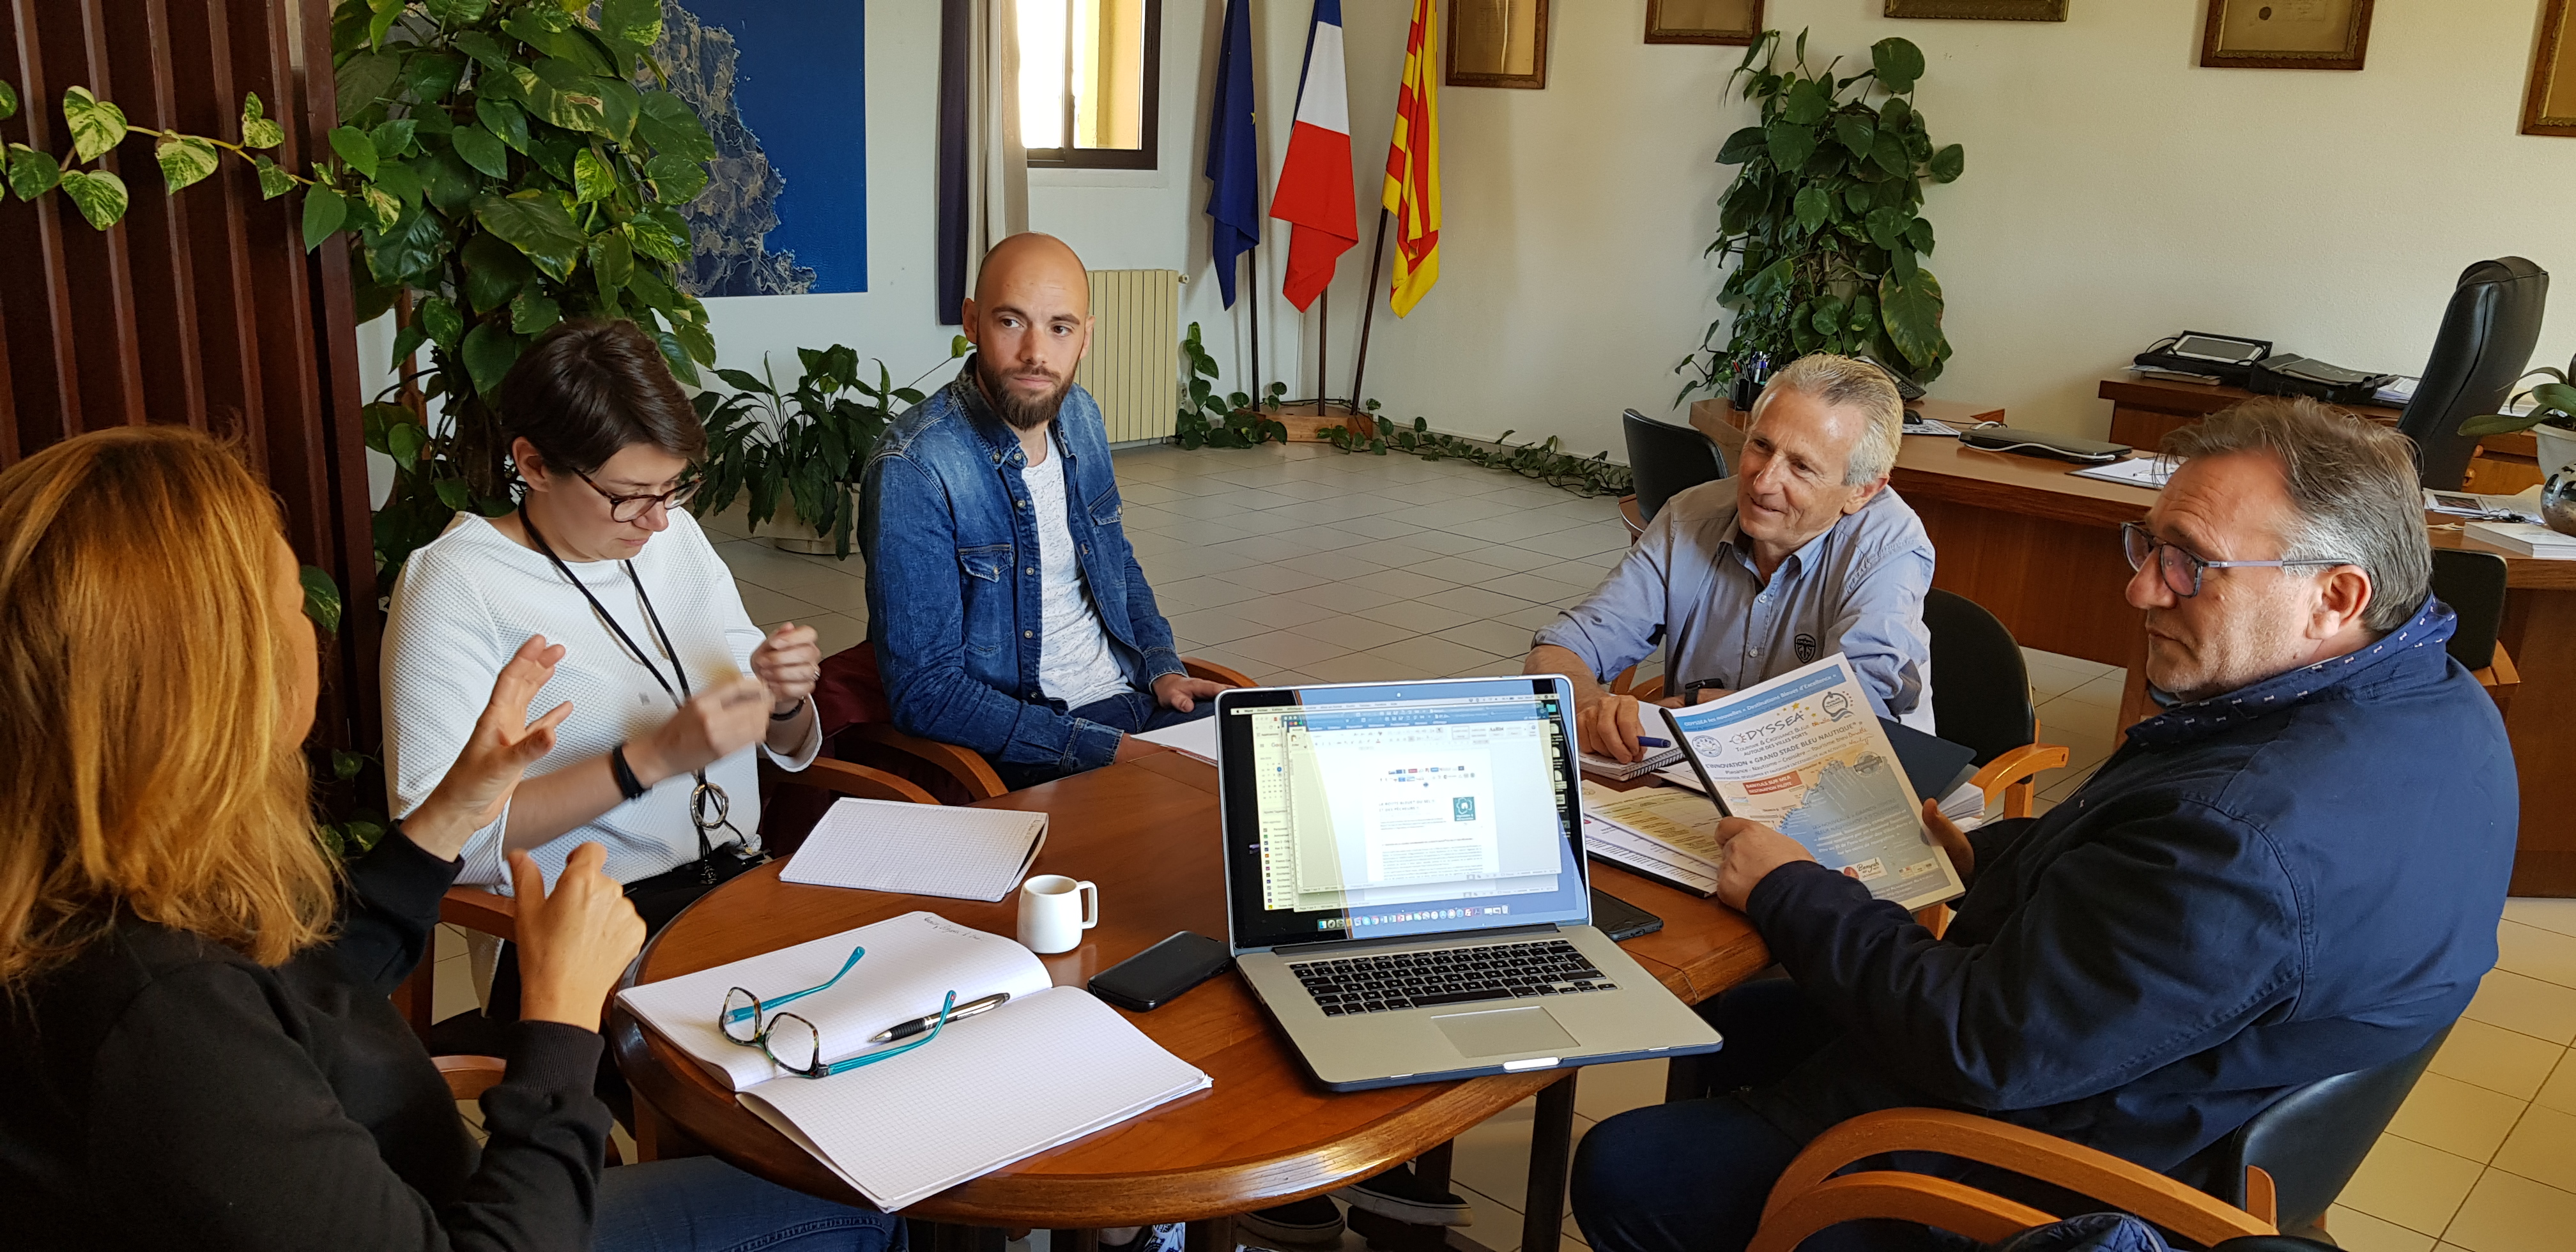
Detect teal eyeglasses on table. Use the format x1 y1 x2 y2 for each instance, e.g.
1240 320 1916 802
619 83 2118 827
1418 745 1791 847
718 945 960 1078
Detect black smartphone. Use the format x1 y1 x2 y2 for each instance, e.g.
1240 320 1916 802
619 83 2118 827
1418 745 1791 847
1089 930 1232 1012
1590 888 1664 942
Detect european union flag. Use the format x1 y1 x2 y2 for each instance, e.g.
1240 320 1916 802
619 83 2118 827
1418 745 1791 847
1204 0 1260 307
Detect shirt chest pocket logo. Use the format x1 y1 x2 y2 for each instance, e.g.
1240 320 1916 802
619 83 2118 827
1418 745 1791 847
958 543 1011 583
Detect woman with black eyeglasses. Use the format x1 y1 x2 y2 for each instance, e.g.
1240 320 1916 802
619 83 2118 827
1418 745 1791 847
383 318 827 1034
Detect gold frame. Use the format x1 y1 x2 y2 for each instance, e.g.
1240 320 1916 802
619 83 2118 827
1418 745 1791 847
1885 1 2067 19
2524 0 2576 137
2200 0 2373 72
1448 0 1549 89
1644 0 1764 47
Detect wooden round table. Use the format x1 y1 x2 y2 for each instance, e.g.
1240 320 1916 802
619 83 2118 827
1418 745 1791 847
611 749 1768 1235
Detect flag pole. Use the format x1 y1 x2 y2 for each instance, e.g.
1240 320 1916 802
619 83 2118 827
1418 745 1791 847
1349 206 1390 410
1246 252 1260 406
1317 288 1330 416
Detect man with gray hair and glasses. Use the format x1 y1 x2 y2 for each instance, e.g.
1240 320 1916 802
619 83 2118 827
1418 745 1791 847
1571 397 2517 1252
1528 353 1935 762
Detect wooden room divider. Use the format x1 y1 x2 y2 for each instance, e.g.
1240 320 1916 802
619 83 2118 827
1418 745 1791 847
0 0 378 774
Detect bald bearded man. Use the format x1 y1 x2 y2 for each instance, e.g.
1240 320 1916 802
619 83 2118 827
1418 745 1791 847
862 233 1231 790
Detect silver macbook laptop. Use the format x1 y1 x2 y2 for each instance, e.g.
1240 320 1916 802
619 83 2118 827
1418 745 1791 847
1215 676 1722 1092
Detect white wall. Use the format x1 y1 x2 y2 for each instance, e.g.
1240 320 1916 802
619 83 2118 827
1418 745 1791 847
372 0 2576 471
1334 0 2576 448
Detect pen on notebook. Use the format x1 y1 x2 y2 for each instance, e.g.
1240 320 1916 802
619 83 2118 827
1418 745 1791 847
871 991 1010 1042
1636 736 1671 748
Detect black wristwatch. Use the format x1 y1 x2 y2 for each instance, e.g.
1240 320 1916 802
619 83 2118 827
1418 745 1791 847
609 742 649 802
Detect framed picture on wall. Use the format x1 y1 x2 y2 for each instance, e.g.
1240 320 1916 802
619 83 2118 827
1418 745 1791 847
2524 0 2576 136
1449 0 1549 89
1644 0 1763 46
1885 1 2066 19
2200 0 2373 72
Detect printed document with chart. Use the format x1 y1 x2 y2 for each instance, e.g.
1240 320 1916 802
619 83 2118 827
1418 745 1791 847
1660 655 1963 912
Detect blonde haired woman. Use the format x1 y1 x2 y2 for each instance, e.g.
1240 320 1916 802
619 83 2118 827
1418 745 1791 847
0 429 904 1251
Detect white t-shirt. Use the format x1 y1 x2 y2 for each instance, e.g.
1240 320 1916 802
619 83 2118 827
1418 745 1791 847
380 508 819 892
1020 443 1134 709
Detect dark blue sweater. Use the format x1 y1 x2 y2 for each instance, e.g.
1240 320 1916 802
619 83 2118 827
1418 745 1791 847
1740 597 2517 1180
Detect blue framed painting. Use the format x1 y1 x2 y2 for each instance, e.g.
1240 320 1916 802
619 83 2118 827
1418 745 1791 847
654 1 867 295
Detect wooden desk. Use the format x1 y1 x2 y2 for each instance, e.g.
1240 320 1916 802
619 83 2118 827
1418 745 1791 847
1889 436 2576 896
2099 376 2544 495
610 750 1771 1233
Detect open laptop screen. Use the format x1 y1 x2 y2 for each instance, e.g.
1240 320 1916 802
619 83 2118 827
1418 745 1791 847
1216 678 1592 952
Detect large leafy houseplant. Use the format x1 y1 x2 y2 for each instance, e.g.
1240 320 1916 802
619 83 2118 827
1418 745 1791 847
1676 31 1965 406
690 346 933 560
2 0 722 583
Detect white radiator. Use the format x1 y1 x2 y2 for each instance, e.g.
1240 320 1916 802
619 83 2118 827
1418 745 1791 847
1075 268 1180 443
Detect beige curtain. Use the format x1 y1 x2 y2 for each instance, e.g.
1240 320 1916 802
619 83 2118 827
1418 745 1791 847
966 0 1029 296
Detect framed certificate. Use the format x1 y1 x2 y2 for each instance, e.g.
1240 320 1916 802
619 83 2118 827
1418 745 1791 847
1448 0 1549 89
2525 0 2576 136
1644 0 1763 47
1885 1 2066 18
2200 0 2373 72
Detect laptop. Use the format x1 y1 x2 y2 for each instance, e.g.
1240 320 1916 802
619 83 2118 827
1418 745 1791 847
1214 675 1723 1092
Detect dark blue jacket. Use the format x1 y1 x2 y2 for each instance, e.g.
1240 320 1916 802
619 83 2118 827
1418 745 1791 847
1740 597 2516 1182
860 361 1184 774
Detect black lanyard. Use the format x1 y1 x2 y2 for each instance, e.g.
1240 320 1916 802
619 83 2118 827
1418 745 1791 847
520 510 746 864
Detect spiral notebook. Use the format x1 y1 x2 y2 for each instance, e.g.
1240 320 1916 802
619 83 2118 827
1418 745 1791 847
781 798 1048 901
617 912 1211 1210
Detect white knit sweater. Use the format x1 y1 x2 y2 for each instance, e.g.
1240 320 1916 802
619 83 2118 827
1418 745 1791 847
381 508 818 892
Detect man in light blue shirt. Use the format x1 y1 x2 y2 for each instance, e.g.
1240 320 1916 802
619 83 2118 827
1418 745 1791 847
1528 354 1936 761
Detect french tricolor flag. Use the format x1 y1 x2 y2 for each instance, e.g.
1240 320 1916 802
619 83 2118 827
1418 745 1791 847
1269 0 1357 312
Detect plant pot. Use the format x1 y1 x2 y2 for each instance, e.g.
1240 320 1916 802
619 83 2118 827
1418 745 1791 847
2533 424 2576 479
749 488 861 556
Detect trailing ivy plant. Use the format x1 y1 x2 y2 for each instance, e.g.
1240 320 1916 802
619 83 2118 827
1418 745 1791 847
690 344 963 560
1174 322 1289 448
1329 405 1635 498
1675 31 1965 406
1 0 721 583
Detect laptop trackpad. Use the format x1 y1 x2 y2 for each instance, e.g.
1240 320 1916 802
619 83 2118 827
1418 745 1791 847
1433 1006 1579 1057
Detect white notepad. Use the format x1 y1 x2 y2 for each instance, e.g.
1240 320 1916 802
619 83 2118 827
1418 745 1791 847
781 798 1048 901
739 984 1210 1210
1133 717 1217 764
617 912 1057 1092
617 912 1210 1210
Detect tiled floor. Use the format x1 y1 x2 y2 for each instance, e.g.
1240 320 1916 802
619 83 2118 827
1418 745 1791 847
431 438 2573 1249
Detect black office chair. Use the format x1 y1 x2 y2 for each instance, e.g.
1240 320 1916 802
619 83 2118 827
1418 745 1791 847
1921 589 2065 820
2429 548 2510 671
2205 1024 2451 1241
2397 257 2548 491
1622 409 1728 523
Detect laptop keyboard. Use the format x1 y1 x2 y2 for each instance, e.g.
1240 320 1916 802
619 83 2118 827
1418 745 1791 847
1289 938 1618 1016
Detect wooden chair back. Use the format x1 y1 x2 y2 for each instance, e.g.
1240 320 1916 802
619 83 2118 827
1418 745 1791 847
1749 1108 2276 1252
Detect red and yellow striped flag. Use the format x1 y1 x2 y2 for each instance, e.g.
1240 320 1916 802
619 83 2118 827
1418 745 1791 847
1380 0 1440 317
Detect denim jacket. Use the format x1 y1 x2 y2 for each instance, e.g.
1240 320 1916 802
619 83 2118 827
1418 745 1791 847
860 360 1185 774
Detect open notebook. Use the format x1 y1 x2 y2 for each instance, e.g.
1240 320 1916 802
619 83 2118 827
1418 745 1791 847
617 912 1211 1209
780 798 1048 901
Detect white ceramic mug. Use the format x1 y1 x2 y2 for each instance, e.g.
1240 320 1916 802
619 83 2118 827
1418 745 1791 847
1017 874 1100 954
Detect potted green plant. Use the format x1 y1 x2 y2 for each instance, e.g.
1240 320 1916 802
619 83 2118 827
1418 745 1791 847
1675 31 1965 406
2460 366 2576 477
690 346 931 558
2462 366 2576 535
